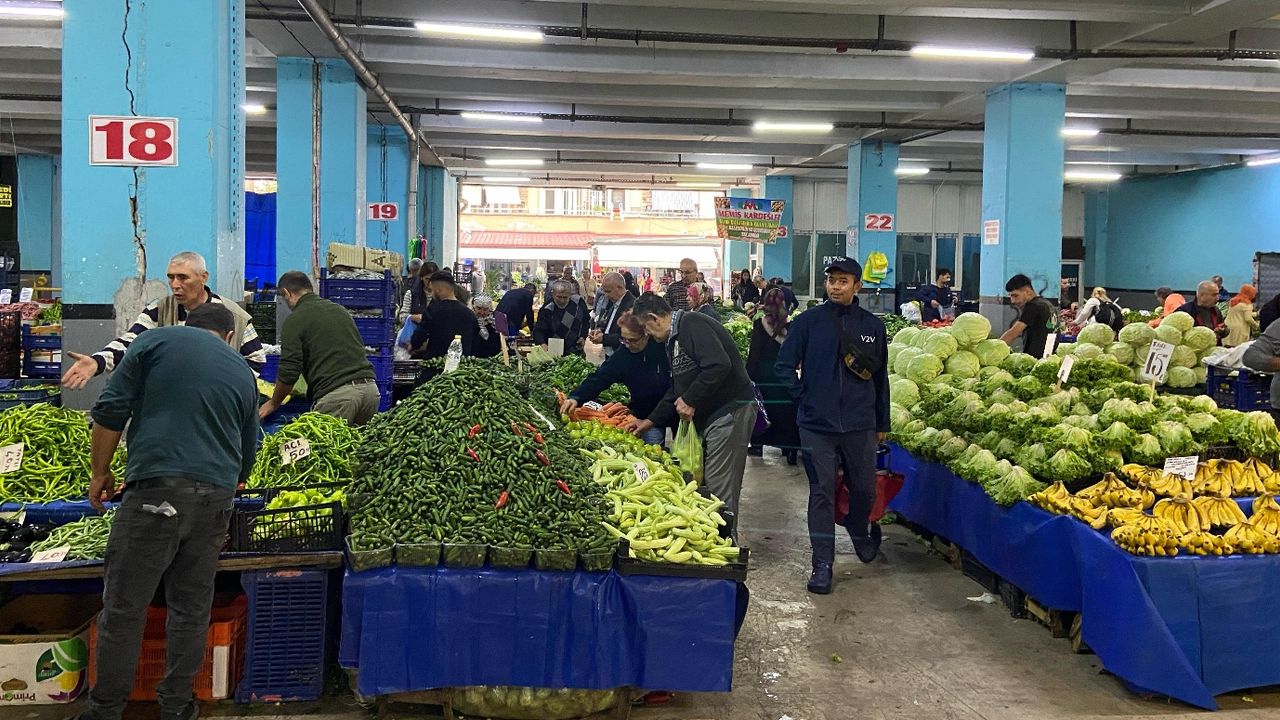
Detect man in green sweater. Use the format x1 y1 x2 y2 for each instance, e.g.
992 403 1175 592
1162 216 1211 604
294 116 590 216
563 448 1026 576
81 303 259 720
260 271 379 425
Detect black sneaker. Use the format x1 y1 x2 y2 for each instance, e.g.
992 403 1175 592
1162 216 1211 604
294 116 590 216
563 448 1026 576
852 523 882 564
807 563 833 594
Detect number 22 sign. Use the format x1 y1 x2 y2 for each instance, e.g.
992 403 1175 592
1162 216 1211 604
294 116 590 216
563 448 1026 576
89 116 178 166
864 213 895 232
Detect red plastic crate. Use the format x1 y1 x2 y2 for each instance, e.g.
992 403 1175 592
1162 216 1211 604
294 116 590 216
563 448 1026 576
88 595 247 701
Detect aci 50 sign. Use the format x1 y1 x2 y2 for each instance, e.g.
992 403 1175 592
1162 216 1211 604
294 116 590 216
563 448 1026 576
89 116 178 166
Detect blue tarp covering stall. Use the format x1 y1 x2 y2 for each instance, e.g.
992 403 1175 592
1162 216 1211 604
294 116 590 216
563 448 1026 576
245 191 277 288
887 443 1280 711
340 565 738 696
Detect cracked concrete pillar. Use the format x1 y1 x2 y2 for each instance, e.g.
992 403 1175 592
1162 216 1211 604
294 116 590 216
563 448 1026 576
60 0 246 406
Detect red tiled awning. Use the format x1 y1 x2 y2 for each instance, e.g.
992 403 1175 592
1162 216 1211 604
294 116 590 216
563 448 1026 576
461 231 594 249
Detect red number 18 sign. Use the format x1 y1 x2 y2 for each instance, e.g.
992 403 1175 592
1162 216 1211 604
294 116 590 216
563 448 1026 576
89 116 178 166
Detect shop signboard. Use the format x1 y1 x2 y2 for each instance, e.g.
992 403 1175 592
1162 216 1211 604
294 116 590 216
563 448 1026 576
0 185 11 209
714 196 787 244
88 116 178 166
983 219 1000 246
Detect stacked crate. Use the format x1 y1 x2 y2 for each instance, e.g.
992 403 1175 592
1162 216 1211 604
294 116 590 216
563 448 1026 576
318 269 396 411
21 324 61 379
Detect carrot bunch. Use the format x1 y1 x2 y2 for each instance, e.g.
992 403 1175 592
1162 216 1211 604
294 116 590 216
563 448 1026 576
557 390 638 427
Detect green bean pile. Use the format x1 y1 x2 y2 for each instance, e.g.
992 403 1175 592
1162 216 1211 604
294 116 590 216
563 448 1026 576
349 358 613 552
29 510 115 561
0 404 126 504
248 412 361 488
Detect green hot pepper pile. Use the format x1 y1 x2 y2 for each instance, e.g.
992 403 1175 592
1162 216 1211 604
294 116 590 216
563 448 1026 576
248 412 361 487
0 403 126 504
348 359 613 553
29 510 115 561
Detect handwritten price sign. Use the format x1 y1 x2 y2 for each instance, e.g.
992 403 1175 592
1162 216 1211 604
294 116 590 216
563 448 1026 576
279 438 311 466
0 444 23 474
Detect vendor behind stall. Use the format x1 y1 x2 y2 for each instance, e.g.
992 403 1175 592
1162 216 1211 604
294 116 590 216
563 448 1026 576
412 271 477 385
472 295 501 359
561 311 672 446
1177 281 1228 338
534 280 589 356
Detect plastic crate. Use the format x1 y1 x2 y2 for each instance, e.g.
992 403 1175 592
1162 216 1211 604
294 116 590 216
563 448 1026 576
22 358 60 379
378 386 392 412
260 354 280 383
89 595 247 701
393 360 420 384
368 348 393 386
21 326 61 350
319 269 396 309
353 315 394 347
230 501 344 553
235 569 330 703
1207 365 1272 411
247 302 276 345
0 378 60 410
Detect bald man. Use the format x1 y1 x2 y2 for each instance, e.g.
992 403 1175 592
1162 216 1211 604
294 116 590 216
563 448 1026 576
1176 281 1228 337
590 272 635 358
665 258 697 312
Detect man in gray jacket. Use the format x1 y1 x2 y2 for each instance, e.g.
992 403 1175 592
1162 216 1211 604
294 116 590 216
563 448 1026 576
1242 323 1280 408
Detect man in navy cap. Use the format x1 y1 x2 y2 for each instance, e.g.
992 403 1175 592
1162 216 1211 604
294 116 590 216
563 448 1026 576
774 256 889 594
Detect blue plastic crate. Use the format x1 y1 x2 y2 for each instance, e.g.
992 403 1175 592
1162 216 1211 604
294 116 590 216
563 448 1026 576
0 379 61 410
352 316 394 347
21 327 61 350
22 359 60 379
319 269 396 309
368 348 392 386
378 382 392 412
0 500 113 526
236 569 330 703
1206 365 1272 411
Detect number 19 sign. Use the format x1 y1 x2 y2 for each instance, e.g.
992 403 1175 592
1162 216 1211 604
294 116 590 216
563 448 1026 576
89 116 178 166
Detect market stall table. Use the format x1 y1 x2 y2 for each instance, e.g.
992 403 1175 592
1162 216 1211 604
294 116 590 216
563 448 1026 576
340 564 739 698
886 443 1280 710
0 551 344 582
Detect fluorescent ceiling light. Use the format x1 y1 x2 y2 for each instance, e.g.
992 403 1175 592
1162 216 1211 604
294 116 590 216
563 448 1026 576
415 21 543 43
0 4 63 18
911 45 1035 62
753 120 834 133
697 162 754 171
1246 155 1280 168
460 111 542 124
1062 126 1099 138
243 104 268 115
484 158 544 167
1064 170 1122 183
482 176 530 183
676 182 722 189
895 166 930 177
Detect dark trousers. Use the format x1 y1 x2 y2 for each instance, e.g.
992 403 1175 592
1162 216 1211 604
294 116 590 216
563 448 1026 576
86 479 235 720
799 428 877 567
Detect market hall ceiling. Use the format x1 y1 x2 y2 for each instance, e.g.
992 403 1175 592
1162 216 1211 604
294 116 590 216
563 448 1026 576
1 0 1280 182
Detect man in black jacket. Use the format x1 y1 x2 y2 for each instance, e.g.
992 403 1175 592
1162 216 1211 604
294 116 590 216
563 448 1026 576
411 271 477 385
591 272 635 358
775 257 889 595
534 280 589 356
496 283 537 337
628 293 756 517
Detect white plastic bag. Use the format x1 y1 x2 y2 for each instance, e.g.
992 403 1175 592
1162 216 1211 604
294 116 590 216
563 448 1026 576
899 301 922 322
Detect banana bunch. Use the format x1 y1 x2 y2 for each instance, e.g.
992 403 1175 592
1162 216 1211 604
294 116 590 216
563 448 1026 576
1191 495 1248 528
1107 507 1151 528
1119 463 1149 484
1222 522 1280 554
1069 496 1109 530
1152 496 1205 535
1195 458 1269 497
1191 463 1234 497
1077 473 1149 509
1180 531 1234 556
1123 465 1193 498
1265 472 1280 495
1027 482 1073 515
1248 495 1280 536
1111 516 1180 556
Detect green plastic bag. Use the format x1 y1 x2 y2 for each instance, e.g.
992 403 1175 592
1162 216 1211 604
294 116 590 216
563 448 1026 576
672 419 704 484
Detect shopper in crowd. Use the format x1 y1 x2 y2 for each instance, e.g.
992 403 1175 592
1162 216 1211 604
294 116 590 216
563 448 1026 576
687 282 721 322
1075 287 1125 331
546 266 582 299
496 282 537 337
260 272 379 425
1150 286 1187 328
472 295 502 359
591 272 635 358
769 277 800 314
627 293 756 518
747 288 799 464
563 312 673 446
399 261 438 324
399 258 423 306
534 280 589 356
733 268 761 309
917 268 955 323
1243 319 1280 408
639 271 652 295
411 271 478 385
1259 292 1280 334
62 251 265 390
1212 275 1231 304
666 258 697 311
1176 281 1227 335
1223 284 1259 347
1000 274 1056 355
774 257 888 594
80 303 258 720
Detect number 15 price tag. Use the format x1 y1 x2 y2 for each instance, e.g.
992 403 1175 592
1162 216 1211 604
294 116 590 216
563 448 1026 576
0 444 23 474
280 438 310 466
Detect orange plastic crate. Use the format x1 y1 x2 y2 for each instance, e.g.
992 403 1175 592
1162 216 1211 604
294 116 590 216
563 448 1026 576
88 595 247 702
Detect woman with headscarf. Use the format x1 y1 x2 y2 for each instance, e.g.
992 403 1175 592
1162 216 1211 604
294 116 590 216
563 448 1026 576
1224 284 1260 347
732 268 760 309
471 295 502 358
746 288 800 464
1150 286 1186 328
687 282 721 322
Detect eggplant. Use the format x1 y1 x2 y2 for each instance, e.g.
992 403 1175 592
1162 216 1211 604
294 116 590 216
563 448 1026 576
8 527 34 543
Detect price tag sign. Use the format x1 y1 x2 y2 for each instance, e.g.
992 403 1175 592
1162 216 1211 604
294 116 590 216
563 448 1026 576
1163 456 1199 480
633 462 650 483
1057 354 1076 384
18 288 32 303
583 401 603 411
1042 333 1057 359
0 444 23 474
0 289 12 304
1142 340 1175 383
279 437 311 465
548 338 565 358
30 546 69 564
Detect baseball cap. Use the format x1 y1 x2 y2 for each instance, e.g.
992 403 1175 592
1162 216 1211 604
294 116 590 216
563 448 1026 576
824 256 863 277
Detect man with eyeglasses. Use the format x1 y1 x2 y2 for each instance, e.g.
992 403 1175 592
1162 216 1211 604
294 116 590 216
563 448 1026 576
665 258 698 312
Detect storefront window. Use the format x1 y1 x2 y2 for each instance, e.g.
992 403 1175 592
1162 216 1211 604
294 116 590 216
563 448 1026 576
961 234 981 302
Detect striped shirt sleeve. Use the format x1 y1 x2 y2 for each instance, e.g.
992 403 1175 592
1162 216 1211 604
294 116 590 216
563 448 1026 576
91 303 161 375
240 320 266 376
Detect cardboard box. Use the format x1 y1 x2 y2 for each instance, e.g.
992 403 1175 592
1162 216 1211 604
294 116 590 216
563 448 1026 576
0 594 101 705
327 243 404 273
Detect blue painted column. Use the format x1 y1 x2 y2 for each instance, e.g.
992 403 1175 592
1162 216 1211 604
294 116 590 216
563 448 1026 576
980 83 1066 324
276 57 366 278
366 125 410 255
725 187 752 279
1083 190 1109 288
61 0 244 405
16 154 56 277
762 175 794 281
420 166 447 266
847 141 899 287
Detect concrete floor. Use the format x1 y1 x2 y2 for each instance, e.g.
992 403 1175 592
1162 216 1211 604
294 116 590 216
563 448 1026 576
24 451 1280 720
